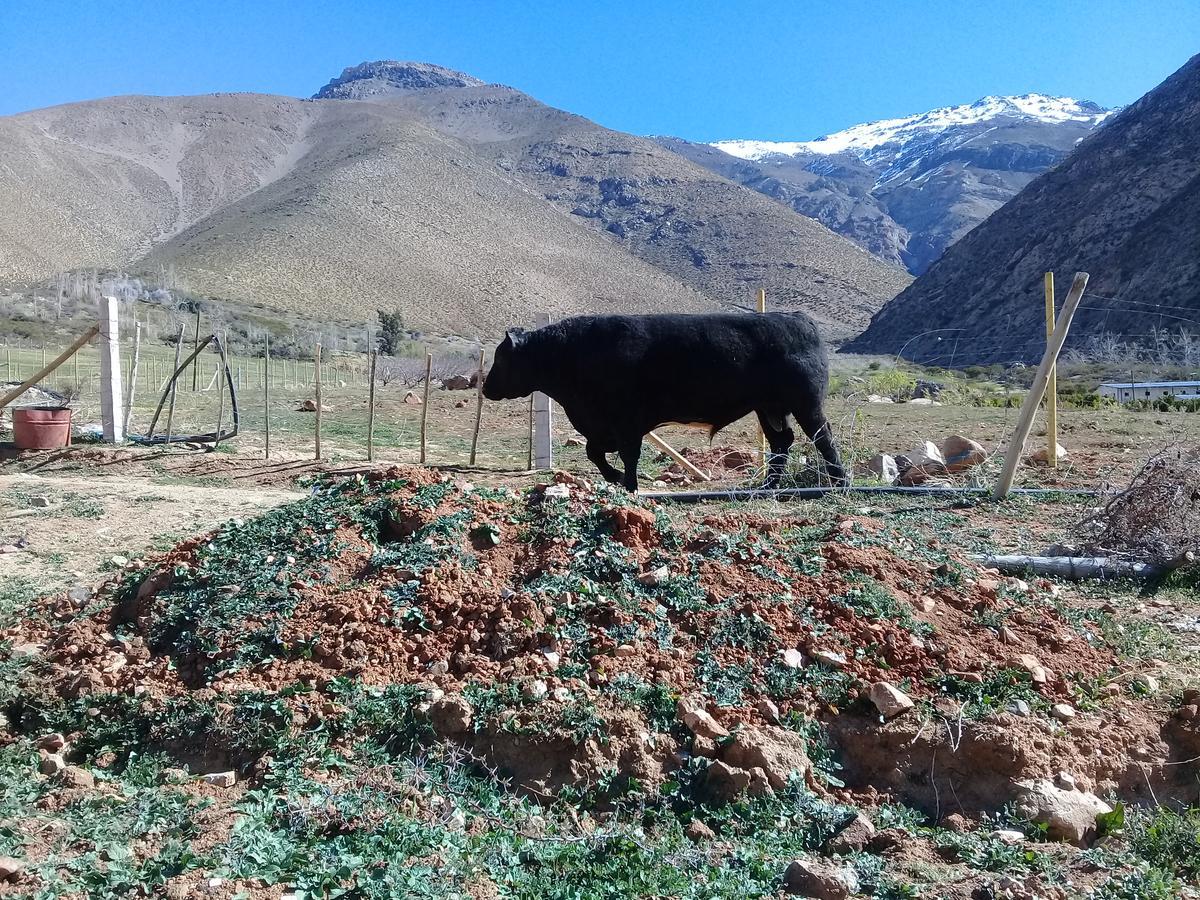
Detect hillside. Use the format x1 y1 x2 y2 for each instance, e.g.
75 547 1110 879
843 53 1200 364
660 95 1111 274
0 62 909 338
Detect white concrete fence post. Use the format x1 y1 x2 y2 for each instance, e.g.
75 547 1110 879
531 312 553 470
98 295 124 443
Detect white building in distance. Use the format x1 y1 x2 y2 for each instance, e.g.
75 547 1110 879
1099 380 1200 403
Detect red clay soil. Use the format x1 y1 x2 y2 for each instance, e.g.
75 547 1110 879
6 465 1194 812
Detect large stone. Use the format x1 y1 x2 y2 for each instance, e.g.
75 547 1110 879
898 441 949 485
1011 654 1048 684
868 682 915 719
941 435 988 472
440 374 472 390
36 732 66 752
1014 779 1112 845
201 771 237 788
701 760 751 803
0 856 22 881
428 695 474 735
784 858 859 898
825 812 876 853
59 765 95 789
721 725 811 790
38 750 65 775
1028 444 1069 464
862 453 899 483
678 695 728 740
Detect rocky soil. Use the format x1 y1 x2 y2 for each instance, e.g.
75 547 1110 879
2 465 1198 897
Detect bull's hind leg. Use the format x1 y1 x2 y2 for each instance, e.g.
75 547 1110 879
586 440 624 486
794 410 848 487
755 411 794 488
617 440 642 493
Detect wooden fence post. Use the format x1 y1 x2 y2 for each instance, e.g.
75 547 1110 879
98 296 124 443
1044 273 1058 468
314 343 323 460
366 350 377 462
419 351 432 464
993 272 1089 499
469 351 485 466
263 333 271 460
531 313 552 470
123 320 142 434
191 308 201 391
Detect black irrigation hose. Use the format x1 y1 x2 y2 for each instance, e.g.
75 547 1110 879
640 485 1100 503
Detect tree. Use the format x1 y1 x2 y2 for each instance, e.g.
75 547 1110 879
377 309 406 356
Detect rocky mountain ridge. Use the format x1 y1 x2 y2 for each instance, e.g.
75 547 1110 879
842 53 1200 365
660 94 1113 274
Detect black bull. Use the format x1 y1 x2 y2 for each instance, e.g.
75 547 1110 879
482 312 847 491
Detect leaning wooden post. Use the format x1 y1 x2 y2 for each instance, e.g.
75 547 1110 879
469 351 485 466
646 431 711 482
366 349 377 462
1043 272 1058 468
213 338 227 452
531 313 553 470
164 324 184 444
122 320 142 434
419 351 432 464
263 333 271 460
0 325 99 410
313 343 323 460
993 272 1089 500
97 296 124 443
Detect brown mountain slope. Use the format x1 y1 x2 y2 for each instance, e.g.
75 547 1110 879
139 100 713 331
380 81 910 335
843 53 1200 364
0 94 317 280
1 63 909 336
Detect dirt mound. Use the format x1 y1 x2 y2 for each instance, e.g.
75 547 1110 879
8 464 1191 818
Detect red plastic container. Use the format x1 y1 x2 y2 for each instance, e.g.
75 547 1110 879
11 406 72 450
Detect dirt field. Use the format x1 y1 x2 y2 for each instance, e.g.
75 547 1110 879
1 394 1199 899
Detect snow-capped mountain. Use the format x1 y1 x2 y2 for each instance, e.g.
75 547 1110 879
711 94 1112 163
661 94 1114 274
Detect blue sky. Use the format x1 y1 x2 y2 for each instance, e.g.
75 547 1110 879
1 0 1196 140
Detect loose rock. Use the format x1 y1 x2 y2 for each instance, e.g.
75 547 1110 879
1051 703 1076 722
1014 779 1112 845
783 858 859 899
721 725 811 789
428 695 474 735
201 771 237 788
868 682 914 719
0 857 22 881
941 435 988 473
678 695 728 740
825 812 876 853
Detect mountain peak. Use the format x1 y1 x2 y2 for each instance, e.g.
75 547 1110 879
313 61 485 100
710 93 1114 162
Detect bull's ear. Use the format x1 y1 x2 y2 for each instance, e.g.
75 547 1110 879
505 328 527 348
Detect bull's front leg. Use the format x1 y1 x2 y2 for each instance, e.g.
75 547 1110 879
586 440 624 486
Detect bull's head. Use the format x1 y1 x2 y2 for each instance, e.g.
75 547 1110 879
483 329 535 400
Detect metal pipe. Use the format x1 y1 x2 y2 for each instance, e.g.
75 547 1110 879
640 485 1099 503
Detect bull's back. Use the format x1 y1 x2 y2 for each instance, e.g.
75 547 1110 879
550 312 826 424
